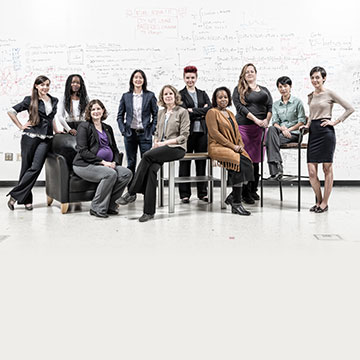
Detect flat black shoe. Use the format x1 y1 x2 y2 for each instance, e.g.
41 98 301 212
231 203 251 216
107 209 119 215
7 196 16 211
90 209 109 218
315 205 328 213
309 205 319 212
24 204 33 211
250 192 260 200
181 197 190 204
199 196 208 202
242 195 255 204
139 213 154 222
225 192 234 206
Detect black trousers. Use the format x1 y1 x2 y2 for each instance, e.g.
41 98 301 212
8 135 51 204
178 132 208 199
129 146 185 215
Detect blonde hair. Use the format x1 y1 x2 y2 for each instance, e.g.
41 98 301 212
158 85 182 107
237 63 257 105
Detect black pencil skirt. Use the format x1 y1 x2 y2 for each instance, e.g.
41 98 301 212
307 118 336 163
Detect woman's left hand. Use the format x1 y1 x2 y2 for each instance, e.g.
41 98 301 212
320 119 335 127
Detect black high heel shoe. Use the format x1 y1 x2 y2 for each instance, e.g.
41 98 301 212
7 196 16 211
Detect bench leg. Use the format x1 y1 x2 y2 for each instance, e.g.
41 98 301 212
168 162 175 213
208 159 213 203
158 165 164 208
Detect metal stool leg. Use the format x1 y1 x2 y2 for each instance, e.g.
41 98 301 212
158 165 164 207
208 159 213 204
221 167 227 209
168 161 175 213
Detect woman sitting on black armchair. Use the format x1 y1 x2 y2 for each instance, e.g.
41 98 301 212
73 99 132 218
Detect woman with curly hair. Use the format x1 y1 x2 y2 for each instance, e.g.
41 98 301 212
73 100 132 218
56 74 89 135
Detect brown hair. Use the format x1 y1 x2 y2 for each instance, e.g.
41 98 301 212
158 85 182 108
85 99 108 122
237 63 257 105
29 75 50 126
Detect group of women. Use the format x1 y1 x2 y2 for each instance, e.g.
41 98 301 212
6 64 355 221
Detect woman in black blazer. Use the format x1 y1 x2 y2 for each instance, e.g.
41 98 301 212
73 100 132 218
179 66 211 203
116 69 158 178
7 75 58 211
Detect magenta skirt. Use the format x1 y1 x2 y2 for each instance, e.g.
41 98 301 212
238 124 266 163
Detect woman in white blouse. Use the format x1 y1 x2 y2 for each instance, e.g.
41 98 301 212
56 74 89 135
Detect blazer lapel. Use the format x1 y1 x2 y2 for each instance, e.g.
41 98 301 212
141 92 149 113
183 89 195 108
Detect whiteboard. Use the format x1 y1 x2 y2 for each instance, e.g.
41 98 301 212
1 0 359 180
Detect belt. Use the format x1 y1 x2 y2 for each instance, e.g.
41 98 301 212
133 128 145 134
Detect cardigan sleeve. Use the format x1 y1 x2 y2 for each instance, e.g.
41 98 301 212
206 109 237 151
76 123 104 164
232 87 249 117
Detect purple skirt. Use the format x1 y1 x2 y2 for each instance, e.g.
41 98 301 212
238 124 266 163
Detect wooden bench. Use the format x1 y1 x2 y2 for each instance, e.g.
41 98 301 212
157 152 227 213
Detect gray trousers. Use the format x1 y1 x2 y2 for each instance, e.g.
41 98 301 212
265 126 299 176
73 164 132 215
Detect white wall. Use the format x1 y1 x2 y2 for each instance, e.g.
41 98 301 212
1 0 359 180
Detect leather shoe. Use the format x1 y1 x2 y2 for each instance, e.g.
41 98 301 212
90 209 109 218
250 192 260 200
309 204 319 212
7 196 16 211
107 209 119 215
139 213 154 222
274 172 283 181
116 192 136 205
181 197 190 204
25 204 33 211
225 192 234 206
315 205 328 213
199 196 208 202
231 202 251 216
242 194 255 204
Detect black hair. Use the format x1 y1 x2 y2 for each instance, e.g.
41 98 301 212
64 74 89 117
211 87 232 108
310 66 327 79
276 76 292 87
129 69 148 92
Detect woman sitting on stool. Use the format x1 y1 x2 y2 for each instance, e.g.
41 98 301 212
73 99 132 218
117 85 190 222
206 87 254 216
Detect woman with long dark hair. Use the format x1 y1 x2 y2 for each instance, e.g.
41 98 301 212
7 75 58 210
302 66 354 213
116 69 158 203
56 74 89 135
232 63 272 204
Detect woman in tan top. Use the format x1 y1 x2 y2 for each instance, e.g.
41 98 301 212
303 66 355 213
206 87 254 216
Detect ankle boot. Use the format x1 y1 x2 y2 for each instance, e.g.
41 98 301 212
231 202 251 216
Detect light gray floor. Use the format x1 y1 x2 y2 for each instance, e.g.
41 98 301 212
1 185 359 360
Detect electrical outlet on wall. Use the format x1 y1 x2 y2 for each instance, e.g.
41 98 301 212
5 153 13 161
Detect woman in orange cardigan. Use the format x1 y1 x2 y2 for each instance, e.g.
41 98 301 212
206 87 254 215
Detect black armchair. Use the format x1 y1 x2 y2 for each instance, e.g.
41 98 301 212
45 133 123 214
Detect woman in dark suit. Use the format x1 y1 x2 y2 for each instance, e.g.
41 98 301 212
73 100 132 218
179 65 211 203
7 75 58 211
117 85 190 222
116 70 158 189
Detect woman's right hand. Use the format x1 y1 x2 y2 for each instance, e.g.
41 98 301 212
20 121 32 130
69 129 77 136
101 160 116 169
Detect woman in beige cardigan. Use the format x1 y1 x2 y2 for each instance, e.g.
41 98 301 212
206 87 254 215
117 85 190 222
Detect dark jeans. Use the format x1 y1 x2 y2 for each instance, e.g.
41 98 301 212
129 146 185 215
178 132 208 199
124 129 152 175
8 135 51 204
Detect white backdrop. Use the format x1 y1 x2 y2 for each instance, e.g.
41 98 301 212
1 0 359 180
